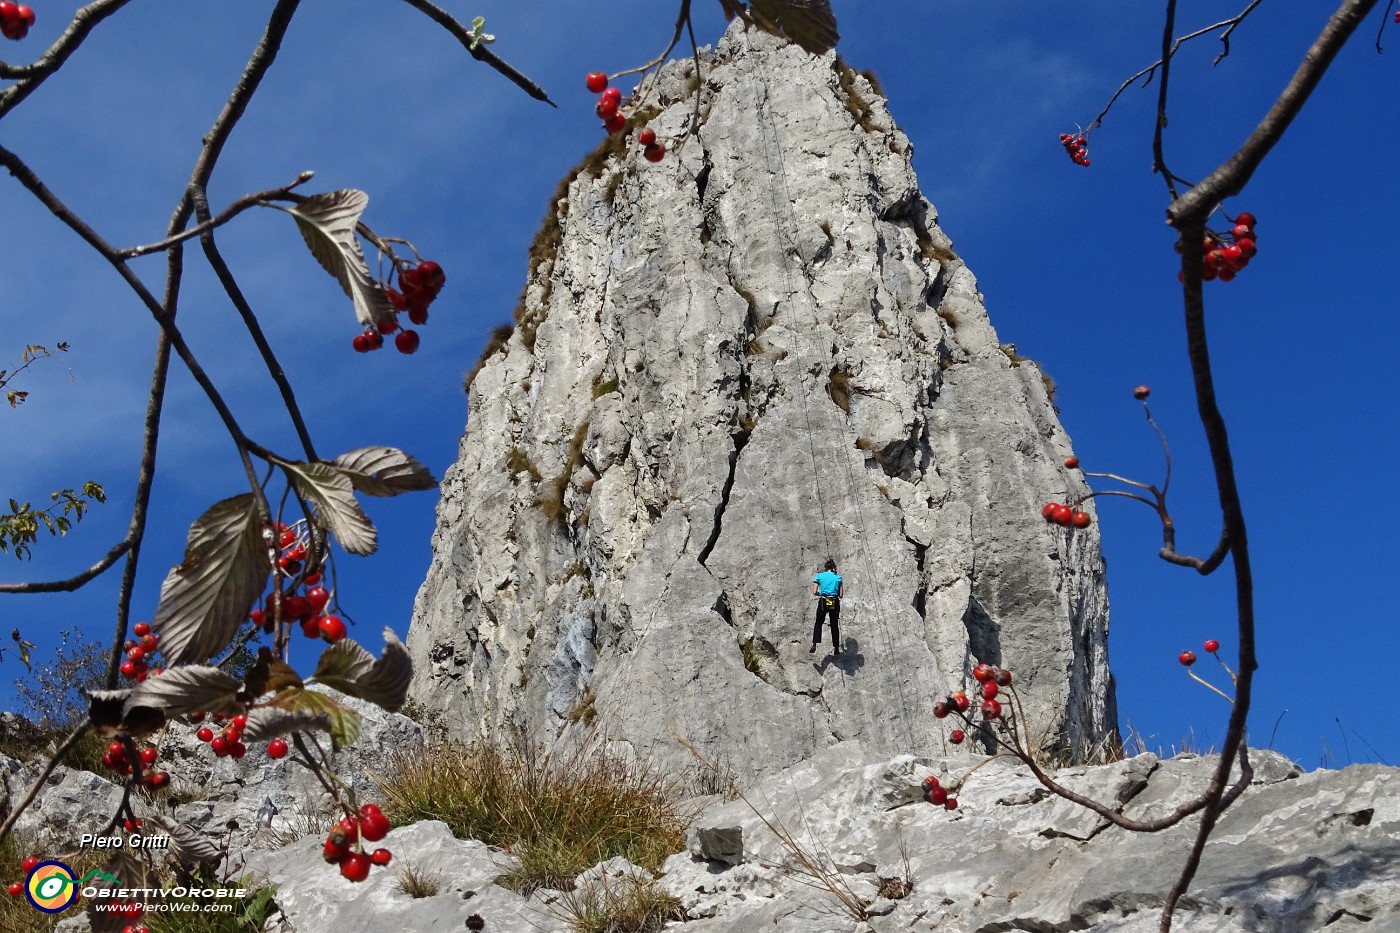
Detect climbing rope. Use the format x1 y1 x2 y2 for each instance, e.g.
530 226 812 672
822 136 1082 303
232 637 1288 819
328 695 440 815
743 33 921 755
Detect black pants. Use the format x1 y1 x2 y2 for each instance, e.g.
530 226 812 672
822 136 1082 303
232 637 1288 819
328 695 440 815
813 597 841 648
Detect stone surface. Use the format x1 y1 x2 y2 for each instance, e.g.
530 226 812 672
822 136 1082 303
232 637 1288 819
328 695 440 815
407 23 1115 784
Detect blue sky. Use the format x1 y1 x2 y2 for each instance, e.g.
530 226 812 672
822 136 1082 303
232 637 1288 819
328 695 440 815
3 1 1397 769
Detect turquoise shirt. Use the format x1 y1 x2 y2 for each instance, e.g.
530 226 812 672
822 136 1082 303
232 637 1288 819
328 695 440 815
814 571 843 597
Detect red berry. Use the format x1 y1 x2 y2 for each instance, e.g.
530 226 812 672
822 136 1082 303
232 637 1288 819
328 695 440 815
210 736 229 757
596 97 619 120
249 608 266 627
319 615 348 642
21 855 38 874
140 634 158 651
352 333 371 353
644 143 666 163
1204 639 1220 653
323 836 349 864
307 586 330 611
146 771 170 789
229 741 247 760
120 660 138 679
944 797 959 810
949 729 965 745
1236 237 1257 257
1071 511 1091 529
358 804 390 841
1050 504 1073 526
139 747 158 766
637 127 657 147
395 330 420 354
302 618 323 639
604 112 627 134
1041 502 1057 522
1179 650 1197 667
1063 456 1079 469
128 646 144 662
376 316 399 334
951 691 970 712
268 739 289 759
921 775 940 789
408 306 429 326
284 595 312 619
982 698 1002 719
994 669 1012 687
980 681 999 701
340 852 372 882
601 86 622 106
971 663 993 683
134 622 151 637
1133 385 1151 400
370 848 393 866
932 701 949 719
1233 211 1256 229
196 727 214 743
7 882 21 896
585 71 608 93
927 786 948 805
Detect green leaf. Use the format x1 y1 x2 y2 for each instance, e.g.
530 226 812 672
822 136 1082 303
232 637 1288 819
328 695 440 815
310 628 412 712
283 461 377 556
153 494 272 666
331 446 439 498
267 687 361 751
280 190 394 330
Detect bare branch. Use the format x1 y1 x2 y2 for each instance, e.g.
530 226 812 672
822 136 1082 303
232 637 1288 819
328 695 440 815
117 173 315 260
0 0 132 102
395 0 555 105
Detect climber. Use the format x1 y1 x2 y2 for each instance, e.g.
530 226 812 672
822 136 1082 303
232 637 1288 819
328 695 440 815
809 558 843 655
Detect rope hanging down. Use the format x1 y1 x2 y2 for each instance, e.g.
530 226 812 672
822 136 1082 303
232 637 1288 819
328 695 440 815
743 35 919 754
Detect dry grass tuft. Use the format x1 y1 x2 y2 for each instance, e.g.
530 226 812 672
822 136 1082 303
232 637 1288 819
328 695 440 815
374 739 687 896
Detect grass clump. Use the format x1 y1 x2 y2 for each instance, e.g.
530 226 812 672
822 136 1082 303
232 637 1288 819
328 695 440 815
394 860 445 899
827 367 852 414
464 324 515 394
559 875 684 933
374 740 688 896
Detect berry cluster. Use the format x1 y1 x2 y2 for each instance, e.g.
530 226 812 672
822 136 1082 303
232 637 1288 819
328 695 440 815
1059 132 1090 167
1178 637 1221 667
321 804 393 882
1041 501 1092 529
933 663 1017 754
0 2 34 40
1180 212 1258 284
354 260 445 354
585 71 666 162
248 522 347 642
100 741 170 788
119 621 163 682
920 774 958 810
188 709 288 761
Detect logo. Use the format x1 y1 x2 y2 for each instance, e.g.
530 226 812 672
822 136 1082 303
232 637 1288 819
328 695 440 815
25 860 80 914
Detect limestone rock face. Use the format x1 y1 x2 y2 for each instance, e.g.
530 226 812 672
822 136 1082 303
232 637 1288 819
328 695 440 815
407 26 1115 781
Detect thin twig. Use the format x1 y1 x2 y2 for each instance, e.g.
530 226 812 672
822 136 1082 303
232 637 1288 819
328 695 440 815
117 173 314 259
395 0 554 105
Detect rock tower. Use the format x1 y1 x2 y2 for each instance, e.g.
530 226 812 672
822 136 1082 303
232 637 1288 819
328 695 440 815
406 27 1117 783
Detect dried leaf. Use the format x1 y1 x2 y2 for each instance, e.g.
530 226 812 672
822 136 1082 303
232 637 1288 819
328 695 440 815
283 190 394 328
125 666 243 718
310 628 412 712
283 462 377 556
153 494 271 666
241 646 305 702
332 446 438 498
241 705 331 743
86 688 167 739
145 814 224 866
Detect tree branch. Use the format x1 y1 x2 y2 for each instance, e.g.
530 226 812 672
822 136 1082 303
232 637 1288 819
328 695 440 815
0 0 132 103
395 0 555 105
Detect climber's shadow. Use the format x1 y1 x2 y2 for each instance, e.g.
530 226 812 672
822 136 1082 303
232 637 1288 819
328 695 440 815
816 637 865 675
